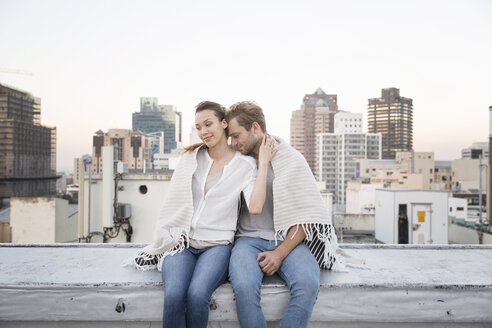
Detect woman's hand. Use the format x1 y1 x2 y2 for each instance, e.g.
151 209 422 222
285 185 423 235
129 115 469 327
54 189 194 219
258 135 277 165
248 135 277 214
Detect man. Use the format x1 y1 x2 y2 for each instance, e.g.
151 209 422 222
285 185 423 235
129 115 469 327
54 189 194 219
226 101 329 328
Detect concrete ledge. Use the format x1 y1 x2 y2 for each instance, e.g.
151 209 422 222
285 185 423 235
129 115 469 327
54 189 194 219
1 244 492 327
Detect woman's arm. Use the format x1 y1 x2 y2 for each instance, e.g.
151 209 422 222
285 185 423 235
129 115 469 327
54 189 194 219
248 136 277 214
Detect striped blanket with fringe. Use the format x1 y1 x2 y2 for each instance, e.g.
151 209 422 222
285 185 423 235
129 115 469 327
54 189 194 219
270 136 345 271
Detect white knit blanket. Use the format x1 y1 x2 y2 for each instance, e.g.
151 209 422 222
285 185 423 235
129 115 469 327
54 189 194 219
127 147 199 271
271 137 346 271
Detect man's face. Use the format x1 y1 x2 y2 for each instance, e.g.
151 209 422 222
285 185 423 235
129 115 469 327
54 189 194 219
227 118 259 155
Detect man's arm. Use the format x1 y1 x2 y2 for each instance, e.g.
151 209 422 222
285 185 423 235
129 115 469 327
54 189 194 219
257 225 306 276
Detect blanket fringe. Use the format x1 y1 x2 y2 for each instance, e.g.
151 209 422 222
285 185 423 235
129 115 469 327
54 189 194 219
275 222 349 272
123 229 190 272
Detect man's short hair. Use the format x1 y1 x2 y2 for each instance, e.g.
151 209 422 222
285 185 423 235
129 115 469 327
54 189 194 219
226 101 267 132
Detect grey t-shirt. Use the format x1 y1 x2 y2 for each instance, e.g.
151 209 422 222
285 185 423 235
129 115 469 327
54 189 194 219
236 162 275 240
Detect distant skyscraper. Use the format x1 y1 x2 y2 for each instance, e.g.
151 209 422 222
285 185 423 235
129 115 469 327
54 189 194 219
0 83 57 197
73 154 91 183
290 88 338 175
132 97 182 154
461 142 488 160
92 129 152 173
317 111 381 205
368 88 413 159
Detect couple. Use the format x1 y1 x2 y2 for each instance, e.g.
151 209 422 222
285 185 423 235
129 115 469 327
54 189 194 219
130 101 343 328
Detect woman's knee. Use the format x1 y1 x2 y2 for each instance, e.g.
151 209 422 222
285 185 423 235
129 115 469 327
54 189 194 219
186 285 210 308
164 287 187 306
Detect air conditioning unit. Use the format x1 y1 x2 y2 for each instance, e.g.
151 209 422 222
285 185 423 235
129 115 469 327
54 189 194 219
116 203 131 220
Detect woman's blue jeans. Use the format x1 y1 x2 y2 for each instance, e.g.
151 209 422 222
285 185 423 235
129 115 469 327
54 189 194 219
161 244 232 328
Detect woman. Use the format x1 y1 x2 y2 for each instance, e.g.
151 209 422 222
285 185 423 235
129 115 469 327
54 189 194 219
130 101 275 328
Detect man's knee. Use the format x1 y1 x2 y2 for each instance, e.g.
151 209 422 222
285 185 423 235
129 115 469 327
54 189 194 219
297 274 320 295
288 270 320 306
232 279 262 299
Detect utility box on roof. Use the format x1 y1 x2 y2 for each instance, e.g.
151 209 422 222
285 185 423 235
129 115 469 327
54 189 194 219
375 189 449 244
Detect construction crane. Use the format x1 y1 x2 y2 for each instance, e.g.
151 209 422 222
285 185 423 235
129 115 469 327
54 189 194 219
0 68 33 76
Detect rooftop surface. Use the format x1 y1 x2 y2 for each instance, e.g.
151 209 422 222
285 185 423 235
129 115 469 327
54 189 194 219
1 243 491 327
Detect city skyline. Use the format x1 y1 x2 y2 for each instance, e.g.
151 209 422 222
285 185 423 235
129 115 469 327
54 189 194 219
1 0 491 172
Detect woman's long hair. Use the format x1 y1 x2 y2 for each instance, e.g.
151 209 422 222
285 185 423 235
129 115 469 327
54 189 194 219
184 101 227 153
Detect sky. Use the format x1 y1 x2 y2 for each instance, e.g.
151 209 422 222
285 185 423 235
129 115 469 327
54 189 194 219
0 0 491 172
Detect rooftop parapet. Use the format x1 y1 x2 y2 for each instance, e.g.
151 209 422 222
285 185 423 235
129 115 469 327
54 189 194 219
1 243 492 327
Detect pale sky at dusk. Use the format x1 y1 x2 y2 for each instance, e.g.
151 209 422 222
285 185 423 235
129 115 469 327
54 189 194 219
1 0 491 172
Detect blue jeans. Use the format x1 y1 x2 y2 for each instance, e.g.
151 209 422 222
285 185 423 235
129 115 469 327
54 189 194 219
161 244 232 328
229 237 320 328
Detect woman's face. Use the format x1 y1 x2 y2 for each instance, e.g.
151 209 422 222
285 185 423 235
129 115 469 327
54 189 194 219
195 109 227 148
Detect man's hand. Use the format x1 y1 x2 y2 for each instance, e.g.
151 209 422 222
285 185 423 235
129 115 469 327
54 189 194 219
256 225 308 276
257 250 285 276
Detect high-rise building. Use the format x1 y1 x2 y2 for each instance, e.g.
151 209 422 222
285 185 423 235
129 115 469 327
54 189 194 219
0 83 57 197
92 129 152 174
73 154 91 183
317 111 381 205
461 142 488 160
368 88 413 159
434 160 452 191
132 97 182 154
356 151 436 190
290 88 338 175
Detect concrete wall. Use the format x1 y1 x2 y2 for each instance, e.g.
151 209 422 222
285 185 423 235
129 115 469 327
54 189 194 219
82 174 172 243
449 224 492 244
11 198 59 243
346 182 383 214
55 201 77 242
10 197 75 243
334 213 375 231
452 158 487 191
0 223 10 242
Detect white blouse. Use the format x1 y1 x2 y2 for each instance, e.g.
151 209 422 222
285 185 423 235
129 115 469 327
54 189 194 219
189 148 257 243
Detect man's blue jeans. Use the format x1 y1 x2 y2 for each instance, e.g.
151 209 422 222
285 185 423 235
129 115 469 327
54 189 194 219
161 244 232 328
229 237 320 328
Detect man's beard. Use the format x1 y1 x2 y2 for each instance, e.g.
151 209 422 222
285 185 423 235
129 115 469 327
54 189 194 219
243 134 258 156
232 135 257 156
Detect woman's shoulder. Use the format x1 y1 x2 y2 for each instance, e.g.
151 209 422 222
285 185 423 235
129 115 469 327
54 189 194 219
233 151 257 169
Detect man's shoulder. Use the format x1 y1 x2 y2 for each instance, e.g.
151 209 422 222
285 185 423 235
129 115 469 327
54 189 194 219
275 140 307 164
